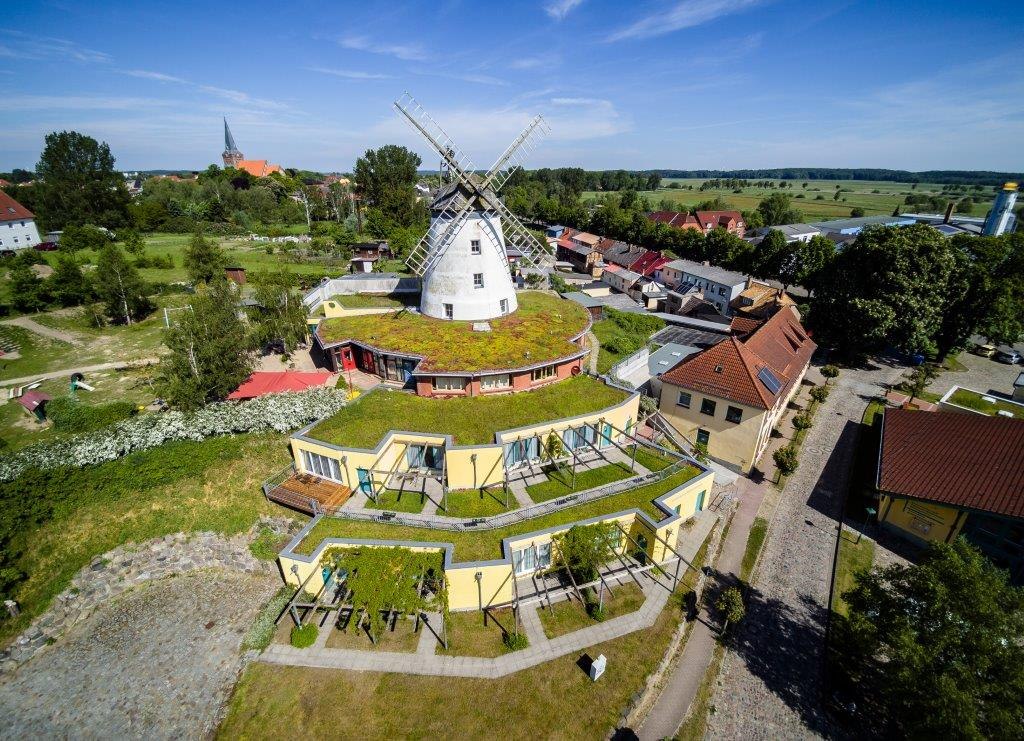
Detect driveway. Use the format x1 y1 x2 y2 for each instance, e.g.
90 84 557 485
930 351 1021 398
0 571 276 740
705 361 904 739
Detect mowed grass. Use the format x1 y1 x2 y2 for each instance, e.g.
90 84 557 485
832 528 875 616
296 465 702 563
526 462 635 503
0 432 296 643
589 178 999 221
307 375 630 448
592 318 635 374
439 608 519 657
218 581 691 740
364 487 427 513
317 291 591 373
442 487 512 518
538 582 646 639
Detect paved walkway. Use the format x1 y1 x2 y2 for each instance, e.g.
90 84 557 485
0 316 84 346
260 511 717 678
705 362 904 739
636 476 768 740
586 330 600 374
0 358 160 388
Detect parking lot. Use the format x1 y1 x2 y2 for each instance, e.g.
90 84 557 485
931 350 1023 399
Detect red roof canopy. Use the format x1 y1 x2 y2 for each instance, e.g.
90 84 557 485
227 371 332 400
0 190 34 223
16 390 49 411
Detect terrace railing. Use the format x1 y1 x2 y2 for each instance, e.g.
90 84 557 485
317 452 694 532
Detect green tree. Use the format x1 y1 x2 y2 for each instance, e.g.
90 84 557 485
354 145 425 232
47 253 91 307
837 539 1024 739
757 192 802 226
248 270 308 351
553 522 619 583
95 243 151 324
160 280 253 410
120 228 146 256
904 363 939 402
750 229 795 284
850 207 865 217
794 234 836 292
183 231 226 285
8 262 47 313
32 131 131 230
715 587 745 631
58 224 110 253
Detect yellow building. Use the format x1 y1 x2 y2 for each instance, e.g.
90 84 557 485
657 306 815 473
876 408 1024 583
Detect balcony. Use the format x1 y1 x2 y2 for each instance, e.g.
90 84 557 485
263 467 352 515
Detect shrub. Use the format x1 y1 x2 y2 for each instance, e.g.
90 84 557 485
715 587 746 626
792 413 813 431
810 385 830 403
243 587 292 651
503 631 529 651
249 526 282 561
821 364 840 381
290 623 318 648
46 397 137 433
773 445 799 476
693 441 709 463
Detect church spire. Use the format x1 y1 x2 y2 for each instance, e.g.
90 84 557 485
222 117 243 168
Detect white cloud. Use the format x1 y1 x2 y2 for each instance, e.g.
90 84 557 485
339 35 428 61
510 53 560 70
0 31 111 63
198 85 291 111
411 69 509 87
308 66 393 80
122 69 188 83
545 0 585 20
608 0 765 42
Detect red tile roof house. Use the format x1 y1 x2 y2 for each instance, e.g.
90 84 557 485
0 191 43 251
648 210 746 237
875 409 1024 582
656 306 816 473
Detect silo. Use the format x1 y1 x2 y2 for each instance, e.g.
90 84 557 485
982 182 1018 235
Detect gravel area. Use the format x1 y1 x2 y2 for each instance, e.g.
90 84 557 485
0 570 277 740
706 362 904 739
929 351 1022 397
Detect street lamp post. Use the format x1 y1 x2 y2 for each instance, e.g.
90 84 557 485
858 506 878 544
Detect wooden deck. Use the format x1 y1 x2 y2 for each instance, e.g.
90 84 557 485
266 473 352 515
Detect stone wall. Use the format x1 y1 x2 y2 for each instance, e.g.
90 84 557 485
0 517 301 674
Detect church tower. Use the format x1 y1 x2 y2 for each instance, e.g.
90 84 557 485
222 118 243 168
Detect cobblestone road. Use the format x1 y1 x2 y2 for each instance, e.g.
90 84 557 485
706 362 903 740
0 570 276 740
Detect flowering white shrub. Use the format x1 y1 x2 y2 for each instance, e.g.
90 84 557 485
0 389 348 481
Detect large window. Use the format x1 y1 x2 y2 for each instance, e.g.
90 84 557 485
470 239 481 254
531 365 556 383
726 405 743 424
513 542 551 575
696 428 711 446
302 450 343 482
481 373 510 390
700 398 717 416
676 391 692 408
432 376 466 392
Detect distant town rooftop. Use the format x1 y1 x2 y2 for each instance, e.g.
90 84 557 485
663 259 748 287
316 291 591 373
305 375 631 448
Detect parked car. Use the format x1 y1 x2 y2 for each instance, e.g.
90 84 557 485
994 347 1022 365
970 342 997 358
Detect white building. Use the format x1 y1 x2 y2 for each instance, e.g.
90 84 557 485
750 223 821 243
0 191 41 251
660 259 748 316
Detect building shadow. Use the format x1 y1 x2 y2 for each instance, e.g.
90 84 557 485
803 421 860 523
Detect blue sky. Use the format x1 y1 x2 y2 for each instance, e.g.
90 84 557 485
2 1 1023 172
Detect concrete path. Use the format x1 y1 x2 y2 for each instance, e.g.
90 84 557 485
0 316 84 346
416 612 442 655
636 476 768 740
260 512 717 678
586 330 600 374
0 358 161 388
706 362 904 739
518 603 547 646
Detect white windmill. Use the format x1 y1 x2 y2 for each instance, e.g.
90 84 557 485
394 93 554 322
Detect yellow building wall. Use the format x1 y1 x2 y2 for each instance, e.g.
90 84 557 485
496 394 640 447
445 446 506 490
446 562 515 611
658 383 766 473
320 302 402 319
290 433 447 491
878 494 965 544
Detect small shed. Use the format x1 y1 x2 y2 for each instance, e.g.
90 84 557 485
17 390 50 421
225 267 247 284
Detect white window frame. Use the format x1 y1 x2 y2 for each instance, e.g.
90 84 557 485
473 273 484 289
302 450 343 483
676 391 691 408
531 365 556 382
481 373 510 390
432 376 466 392
470 239 481 254
444 303 453 320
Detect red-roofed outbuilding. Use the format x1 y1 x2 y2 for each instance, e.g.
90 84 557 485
227 371 332 400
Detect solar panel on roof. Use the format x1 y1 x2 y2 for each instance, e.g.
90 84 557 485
758 366 782 394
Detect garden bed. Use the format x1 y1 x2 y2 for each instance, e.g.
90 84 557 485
525 462 635 503
538 582 646 639
365 488 427 514
325 614 422 652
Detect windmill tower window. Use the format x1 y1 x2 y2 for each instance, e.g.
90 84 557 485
444 303 453 320
471 239 481 254
473 273 484 289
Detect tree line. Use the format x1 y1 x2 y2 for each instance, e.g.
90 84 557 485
651 168 1021 186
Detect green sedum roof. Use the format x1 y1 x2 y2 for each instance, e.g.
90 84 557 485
305 375 632 448
316 291 590 373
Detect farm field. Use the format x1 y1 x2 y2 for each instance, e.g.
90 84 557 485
583 178 998 221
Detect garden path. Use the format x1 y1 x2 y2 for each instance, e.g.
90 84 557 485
586 329 600 374
1 316 84 346
0 357 160 387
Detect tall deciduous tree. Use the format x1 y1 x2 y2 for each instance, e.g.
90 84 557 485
95 243 151 324
8 262 46 313
837 539 1024 739
354 145 425 234
248 270 308 351
160 280 252 410
33 131 131 230
757 192 803 226
47 253 91 307
183 231 226 285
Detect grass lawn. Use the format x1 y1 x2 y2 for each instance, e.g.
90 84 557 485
739 517 769 582
831 528 875 616
307 375 630 448
219 581 690 740
365 487 427 514
317 291 590 373
632 447 676 472
331 294 418 309
525 462 634 503
296 465 702 563
538 582 645 639
947 387 1024 418
0 432 296 644
442 487 512 518
592 318 633 374
438 608 518 657
325 615 422 653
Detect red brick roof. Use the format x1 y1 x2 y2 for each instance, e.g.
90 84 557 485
730 315 763 336
0 190 34 223
695 211 743 230
661 306 815 409
235 160 283 178
648 211 702 230
878 409 1024 519
631 252 669 277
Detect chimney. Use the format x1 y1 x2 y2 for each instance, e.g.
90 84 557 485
943 202 954 224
